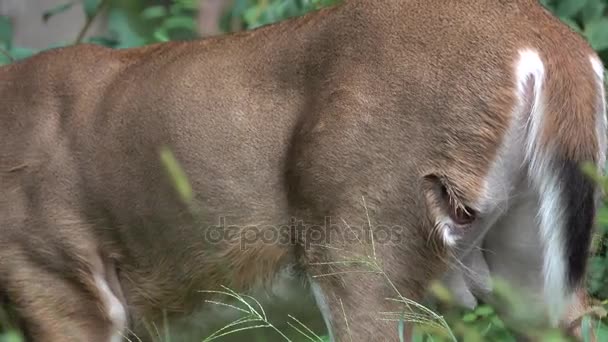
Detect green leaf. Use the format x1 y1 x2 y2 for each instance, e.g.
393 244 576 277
597 321 608 341
596 206 608 226
42 2 76 22
581 0 606 23
175 0 198 10
141 6 168 20
160 147 193 204
490 315 505 329
153 29 170 42
584 18 608 51
0 15 12 49
462 312 478 323
9 47 35 60
429 281 454 304
86 35 120 47
539 330 569 342
474 306 494 317
0 331 24 342
244 6 262 27
82 0 100 19
555 0 588 18
106 8 146 48
162 16 196 31
0 52 12 66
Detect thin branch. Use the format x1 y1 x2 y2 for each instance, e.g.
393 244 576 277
74 0 111 44
0 48 14 63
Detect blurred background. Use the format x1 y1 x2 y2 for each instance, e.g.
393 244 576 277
1 0 608 63
0 0 607 341
0 0 335 62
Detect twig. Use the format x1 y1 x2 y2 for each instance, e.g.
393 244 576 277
0 48 14 63
74 0 111 44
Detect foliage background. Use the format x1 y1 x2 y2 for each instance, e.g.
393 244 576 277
0 0 607 341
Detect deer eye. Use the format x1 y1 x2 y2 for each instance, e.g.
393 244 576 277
450 205 476 225
439 183 476 226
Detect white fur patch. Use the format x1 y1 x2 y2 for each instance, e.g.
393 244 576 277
434 216 458 247
94 275 127 342
441 223 459 247
516 49 568 325
590 56 607 170
310 279 335 342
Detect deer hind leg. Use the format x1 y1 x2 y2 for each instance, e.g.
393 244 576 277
1 215 127 342
3 252 127 342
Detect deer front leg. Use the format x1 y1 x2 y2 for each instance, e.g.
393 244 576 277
300 212 447 341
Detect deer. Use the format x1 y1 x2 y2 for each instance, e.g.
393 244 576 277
0 0 605 341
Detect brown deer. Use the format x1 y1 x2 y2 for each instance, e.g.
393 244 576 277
0 0 605 341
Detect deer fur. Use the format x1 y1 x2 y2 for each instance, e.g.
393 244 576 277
0 0 605 341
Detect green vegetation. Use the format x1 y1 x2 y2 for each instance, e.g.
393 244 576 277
0 0 607 341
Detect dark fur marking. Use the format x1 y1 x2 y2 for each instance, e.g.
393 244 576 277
559 158 596 287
